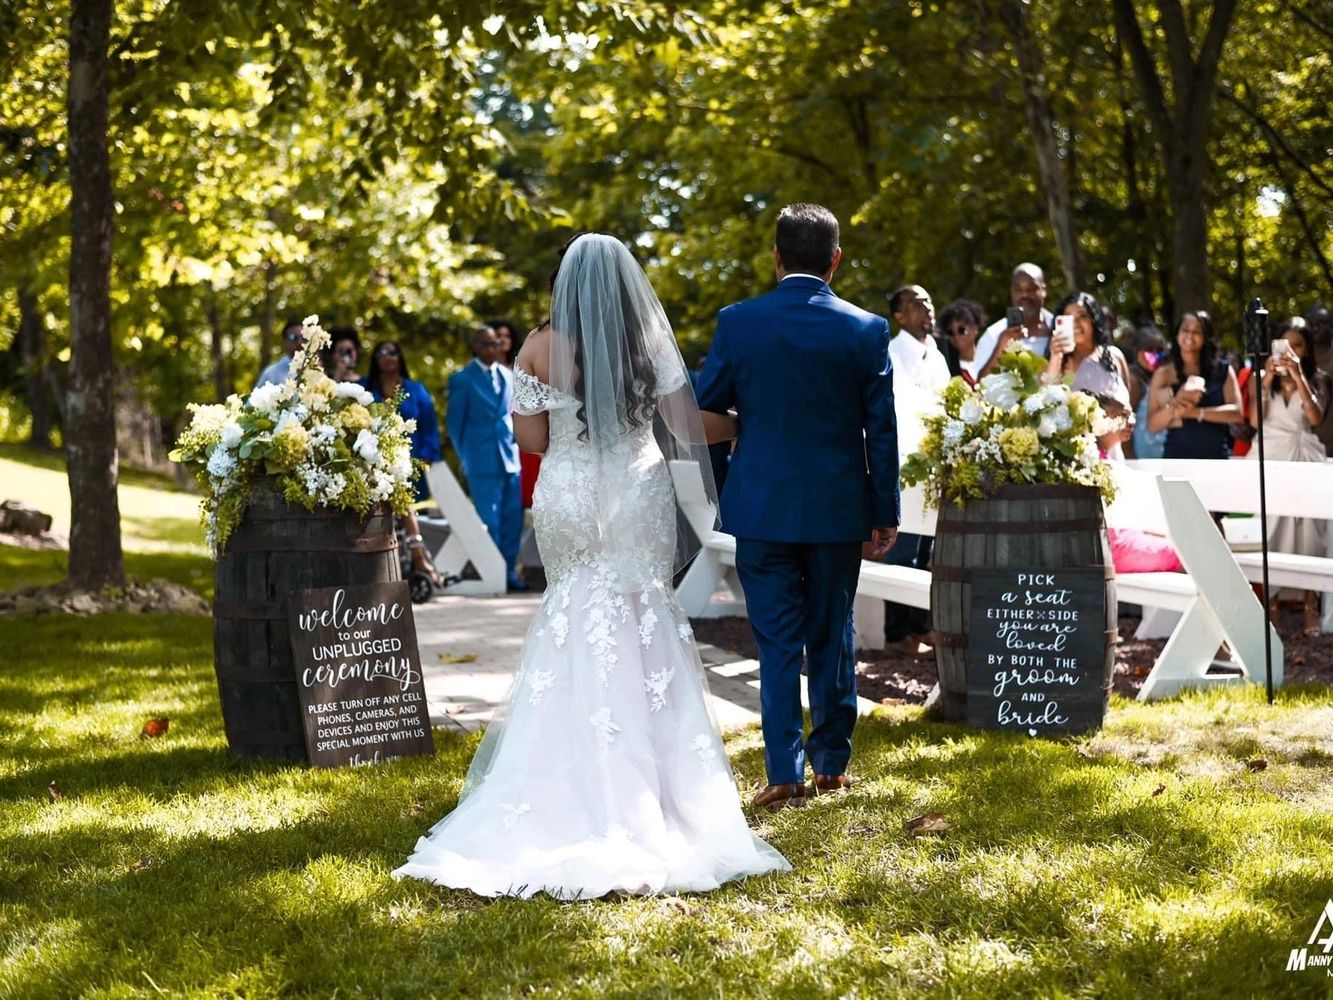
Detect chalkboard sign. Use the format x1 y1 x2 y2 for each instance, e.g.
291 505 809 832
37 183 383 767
965 567 1108 735
288 581 435 768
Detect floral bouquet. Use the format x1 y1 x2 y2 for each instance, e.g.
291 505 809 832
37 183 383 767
170 316 420 553
900 348 1116 508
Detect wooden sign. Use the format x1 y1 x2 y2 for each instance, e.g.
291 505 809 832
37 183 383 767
965 567 1108 735
288 581 435 768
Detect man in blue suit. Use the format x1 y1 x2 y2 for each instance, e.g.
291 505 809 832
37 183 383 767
695 203 899 810
445 327 528 592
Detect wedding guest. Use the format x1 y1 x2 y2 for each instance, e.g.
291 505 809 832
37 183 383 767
975 262 1054 375
883 284 949 658
1048 292 1133 422
363 340 444 588
254 317 305 388
1128 325 1168 459
445 327 527 592
1145 311 1242 458
324 326 361 382
937 298 986 385
1305 304 1333 456
489 318 522 367
1248 318 1329 636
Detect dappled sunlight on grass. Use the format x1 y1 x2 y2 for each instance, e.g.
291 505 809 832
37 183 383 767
0 612 1330 997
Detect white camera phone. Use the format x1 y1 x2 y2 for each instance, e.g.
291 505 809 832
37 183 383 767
1270 338 1290 359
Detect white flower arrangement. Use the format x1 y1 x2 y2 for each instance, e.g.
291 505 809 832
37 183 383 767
171 316 420 552
900 348 1116 508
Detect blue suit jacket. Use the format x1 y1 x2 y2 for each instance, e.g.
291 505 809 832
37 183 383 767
444 361 521 479
694 275 899 543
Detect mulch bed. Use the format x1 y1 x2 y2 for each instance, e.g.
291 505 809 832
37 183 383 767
690 605 1332 704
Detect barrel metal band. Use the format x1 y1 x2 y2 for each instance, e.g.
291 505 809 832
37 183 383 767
225 534 397 554
213 599 285 621
937 517 1103 535
244 503 392 521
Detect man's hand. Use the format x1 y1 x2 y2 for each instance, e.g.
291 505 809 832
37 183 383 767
864 526 898 560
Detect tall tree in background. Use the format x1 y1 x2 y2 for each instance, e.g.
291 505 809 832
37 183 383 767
995 0 1087 292
66 0 124 588
1113 0 1239 314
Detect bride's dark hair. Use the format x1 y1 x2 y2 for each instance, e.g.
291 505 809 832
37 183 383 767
549 233 659 441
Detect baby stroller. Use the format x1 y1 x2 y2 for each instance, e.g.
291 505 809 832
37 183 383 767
397 507 458 604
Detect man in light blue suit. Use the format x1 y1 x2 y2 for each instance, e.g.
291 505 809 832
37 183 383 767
695 203 900 810
445 326 528 592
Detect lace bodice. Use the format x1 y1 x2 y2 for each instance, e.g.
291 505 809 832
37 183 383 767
511 367 677 590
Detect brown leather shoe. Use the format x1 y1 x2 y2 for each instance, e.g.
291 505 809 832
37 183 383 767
753 782 808 811
811 773 853 795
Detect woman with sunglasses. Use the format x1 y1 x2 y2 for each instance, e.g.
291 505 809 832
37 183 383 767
363 340 444 588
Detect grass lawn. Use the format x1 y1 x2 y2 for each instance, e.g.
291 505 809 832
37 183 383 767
2 611 1331 998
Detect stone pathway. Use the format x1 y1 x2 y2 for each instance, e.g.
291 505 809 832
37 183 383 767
414 592 879 733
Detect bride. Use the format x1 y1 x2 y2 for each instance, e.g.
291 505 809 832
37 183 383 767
394 233 789 899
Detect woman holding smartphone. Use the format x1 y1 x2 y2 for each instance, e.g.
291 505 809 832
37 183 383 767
1248 318 1329 636
1146 311 1242 459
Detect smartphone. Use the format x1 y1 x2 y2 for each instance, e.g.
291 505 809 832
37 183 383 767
1005 306 1024 328
1270 338 1290 359
1053 314 1075 352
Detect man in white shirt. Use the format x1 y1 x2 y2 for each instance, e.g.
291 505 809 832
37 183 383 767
255 318 305 389
974 263 1054 376
884 284 950 659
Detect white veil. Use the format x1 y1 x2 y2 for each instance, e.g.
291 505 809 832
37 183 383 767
546 233 719 572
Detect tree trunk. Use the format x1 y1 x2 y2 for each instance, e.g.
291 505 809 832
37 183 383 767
1165 150 1211 313
1113 0 1239 317
18 285 52 450
207 284 229 402
997 0 1086 292
66 0 124 590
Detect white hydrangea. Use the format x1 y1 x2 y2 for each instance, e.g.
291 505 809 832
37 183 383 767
979 372 1021 411
206 444 236 480
334 382 374 406
186 403 230 437
1037 413 1058 439
248 381 288 413
273 410 303 436
1052 404 1073 432
943 419 965 446
353 428 381 464
959 397 985 424
389 449 413 480
1023 392 1048 414
310 425 337 447
219 421 243 449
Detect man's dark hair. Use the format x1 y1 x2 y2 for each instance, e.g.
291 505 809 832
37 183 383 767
775 203 839 275
281 316 304 335
888 286 915 316
471 325 497 352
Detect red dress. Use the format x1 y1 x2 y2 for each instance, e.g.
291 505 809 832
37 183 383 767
520 452 541 509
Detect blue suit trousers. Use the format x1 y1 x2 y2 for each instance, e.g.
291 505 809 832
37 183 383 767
470 472 522 575
734 538 862 784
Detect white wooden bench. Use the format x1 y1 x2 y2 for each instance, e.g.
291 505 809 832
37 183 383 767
671 459 1293 702
424 461 507 597
1124 459 1333 618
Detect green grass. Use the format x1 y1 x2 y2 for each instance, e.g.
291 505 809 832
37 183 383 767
2 613 1331 998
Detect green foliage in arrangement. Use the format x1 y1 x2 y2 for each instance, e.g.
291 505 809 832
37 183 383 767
1 611 1330 998
901 349 1117 508
169 319 419 552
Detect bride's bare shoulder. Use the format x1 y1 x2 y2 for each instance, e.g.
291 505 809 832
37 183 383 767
516 323 552 382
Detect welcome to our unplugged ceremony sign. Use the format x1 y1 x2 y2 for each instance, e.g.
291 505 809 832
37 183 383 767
288 581 435 768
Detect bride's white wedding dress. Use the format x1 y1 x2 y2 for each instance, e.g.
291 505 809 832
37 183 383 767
393 366 789 899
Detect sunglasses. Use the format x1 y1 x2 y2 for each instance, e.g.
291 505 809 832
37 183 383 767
948 326 974 338
375 347 400 358
284 331 303 343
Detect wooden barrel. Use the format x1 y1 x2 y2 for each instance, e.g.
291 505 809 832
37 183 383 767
213 481 400 760
929 484 1116 722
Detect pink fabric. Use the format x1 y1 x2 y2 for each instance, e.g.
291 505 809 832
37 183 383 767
1108 527 1182 574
